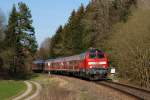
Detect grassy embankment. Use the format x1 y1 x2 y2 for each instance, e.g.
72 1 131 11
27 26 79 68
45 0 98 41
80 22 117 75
0 80 26 100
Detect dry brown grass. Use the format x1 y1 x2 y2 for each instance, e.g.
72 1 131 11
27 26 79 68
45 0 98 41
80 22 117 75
33 75 136 100
34 76 77 100
37 84 75 100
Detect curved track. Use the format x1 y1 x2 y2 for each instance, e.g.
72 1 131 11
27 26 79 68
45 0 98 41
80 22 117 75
96 81 150 100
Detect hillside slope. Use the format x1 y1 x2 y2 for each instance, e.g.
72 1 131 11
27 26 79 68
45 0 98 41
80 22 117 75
49 0 135 57
107 1 150 87
137 0 150 9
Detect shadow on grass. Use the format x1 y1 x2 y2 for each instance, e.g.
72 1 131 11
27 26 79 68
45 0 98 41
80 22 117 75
0 72 40 81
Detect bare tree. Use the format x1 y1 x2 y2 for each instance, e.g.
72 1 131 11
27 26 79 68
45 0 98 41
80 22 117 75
36 38 51 59
107 8 150 87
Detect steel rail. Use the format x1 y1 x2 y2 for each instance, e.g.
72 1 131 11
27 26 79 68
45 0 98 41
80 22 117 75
95 81 150 100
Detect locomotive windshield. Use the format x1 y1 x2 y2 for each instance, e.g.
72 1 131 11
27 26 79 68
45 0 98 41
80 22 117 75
89 53 96 58
97 53 104 58
89 49 104 59
90 49 96 53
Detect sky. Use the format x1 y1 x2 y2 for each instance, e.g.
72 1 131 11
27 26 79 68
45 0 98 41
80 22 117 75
0 0 90 47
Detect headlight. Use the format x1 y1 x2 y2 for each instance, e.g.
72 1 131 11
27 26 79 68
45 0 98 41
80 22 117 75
48 62 51 66
88 61 107 65
99 61 106 64
88 62 96 65
90 66 93 68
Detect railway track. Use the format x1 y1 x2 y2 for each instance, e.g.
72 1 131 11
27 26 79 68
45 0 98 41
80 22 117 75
96 81 150 100
51 74 150 99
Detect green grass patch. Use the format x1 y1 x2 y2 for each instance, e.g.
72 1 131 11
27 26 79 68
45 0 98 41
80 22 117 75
0 80 26 100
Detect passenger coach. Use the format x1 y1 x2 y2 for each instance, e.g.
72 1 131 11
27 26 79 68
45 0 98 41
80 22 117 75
32 60 45 72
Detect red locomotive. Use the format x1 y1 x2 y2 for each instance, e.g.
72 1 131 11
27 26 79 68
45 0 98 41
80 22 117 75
33 48 109 80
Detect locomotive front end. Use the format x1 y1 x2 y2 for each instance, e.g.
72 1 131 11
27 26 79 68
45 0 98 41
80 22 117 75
86 49 109 80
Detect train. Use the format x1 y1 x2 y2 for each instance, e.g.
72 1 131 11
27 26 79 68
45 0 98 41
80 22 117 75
32 48 110 80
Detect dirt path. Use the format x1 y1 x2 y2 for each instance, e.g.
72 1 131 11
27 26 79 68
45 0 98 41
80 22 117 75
24 81 42 100
12 81 32 100
12 81 42 100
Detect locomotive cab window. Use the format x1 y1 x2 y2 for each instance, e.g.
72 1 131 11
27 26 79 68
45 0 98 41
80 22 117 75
89 53 96 58
97 53 104 58
90 49 96 53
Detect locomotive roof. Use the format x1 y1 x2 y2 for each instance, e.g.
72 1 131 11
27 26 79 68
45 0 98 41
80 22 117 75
45 48 104 63
45 52 86 63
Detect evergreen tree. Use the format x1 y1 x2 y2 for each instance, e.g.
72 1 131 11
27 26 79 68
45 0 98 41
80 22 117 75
3 5 18 73
50 25 63 57
82 0 110 50
15 2 37 77
6 5 18 47
52 5 85 56
0 11 5 42
0 10 5 71
51 6 85 57
69 4 85 54
64 10 77 55
4 2 37 78
18 2 37 55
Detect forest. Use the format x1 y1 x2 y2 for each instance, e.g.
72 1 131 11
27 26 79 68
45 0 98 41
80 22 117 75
0 0 149 88
0 2 37 78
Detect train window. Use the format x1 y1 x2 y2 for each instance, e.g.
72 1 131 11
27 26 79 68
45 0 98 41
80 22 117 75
97 53 104 58
90 49 96 53
89 53 96 58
